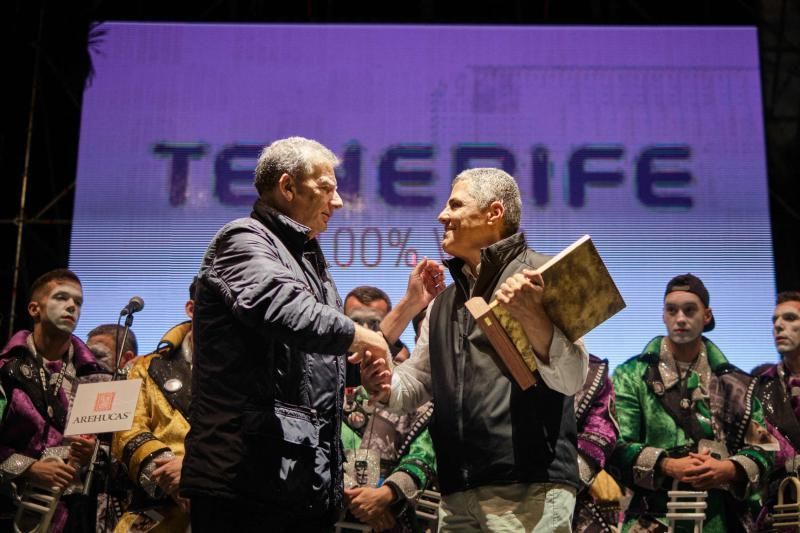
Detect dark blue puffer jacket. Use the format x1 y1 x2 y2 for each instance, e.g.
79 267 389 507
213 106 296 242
181 199 355 518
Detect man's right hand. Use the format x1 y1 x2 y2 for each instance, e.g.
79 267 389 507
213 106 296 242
347 325 389 365
348 325 392 403
25 460 76 491
360 356 392 404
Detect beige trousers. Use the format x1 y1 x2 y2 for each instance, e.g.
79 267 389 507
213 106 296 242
437 482 576 532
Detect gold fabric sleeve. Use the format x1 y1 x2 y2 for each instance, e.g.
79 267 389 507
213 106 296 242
111 354 190 484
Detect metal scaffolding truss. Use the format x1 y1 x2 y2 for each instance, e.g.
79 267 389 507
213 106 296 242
4 0 800 336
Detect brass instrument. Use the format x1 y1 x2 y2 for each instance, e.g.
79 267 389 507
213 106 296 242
12 447 80 533
666 479 707 533
772 476 800 530
415 488 441 523
13 457 62 533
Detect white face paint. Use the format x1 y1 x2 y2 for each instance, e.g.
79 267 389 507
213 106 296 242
87 333 116 372
663 291 711 346
41 282 83 334
774 301 800 358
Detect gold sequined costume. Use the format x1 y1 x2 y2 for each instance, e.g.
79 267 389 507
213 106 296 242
112 322 192 533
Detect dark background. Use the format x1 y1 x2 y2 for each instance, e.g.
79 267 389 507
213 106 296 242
2 0 798 338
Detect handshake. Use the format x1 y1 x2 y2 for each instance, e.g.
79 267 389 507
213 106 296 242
345 256 446 405
347 327 393 404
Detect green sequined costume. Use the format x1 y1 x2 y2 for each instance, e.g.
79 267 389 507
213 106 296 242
611 336 773 533
341 387 436 532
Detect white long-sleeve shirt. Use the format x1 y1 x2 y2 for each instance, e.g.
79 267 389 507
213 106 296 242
387 301 590 413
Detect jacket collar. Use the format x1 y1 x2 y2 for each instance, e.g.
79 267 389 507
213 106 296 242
759 362 780 380
444 232 528 296
251 197 312 257
638 335 730 372
0 330 101 372
758 361 789 395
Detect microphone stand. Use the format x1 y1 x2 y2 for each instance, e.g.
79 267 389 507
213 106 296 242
89 308 138 531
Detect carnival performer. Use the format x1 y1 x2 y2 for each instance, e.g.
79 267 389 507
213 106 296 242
342 306 436 532
611 274 775 532
753 290 800 531
0 269 106 532
112 279 198 532
572 354 621 533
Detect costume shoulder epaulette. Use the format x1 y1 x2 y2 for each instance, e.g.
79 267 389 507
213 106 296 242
715 363 751 380
154 344 173 359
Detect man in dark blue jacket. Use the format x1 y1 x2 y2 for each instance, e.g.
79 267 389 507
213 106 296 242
181 137 398 531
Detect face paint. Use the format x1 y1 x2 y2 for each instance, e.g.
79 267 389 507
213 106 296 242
88 333 116 372
774 301 800 358
663 291 710 346
41 282 83 334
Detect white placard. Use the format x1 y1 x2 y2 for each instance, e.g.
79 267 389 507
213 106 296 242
64 379 142 436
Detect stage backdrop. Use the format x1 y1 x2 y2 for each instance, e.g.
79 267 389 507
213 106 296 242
71 23 773 371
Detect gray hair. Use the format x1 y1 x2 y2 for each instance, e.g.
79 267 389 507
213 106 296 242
254 136 339 194
452 168 522 236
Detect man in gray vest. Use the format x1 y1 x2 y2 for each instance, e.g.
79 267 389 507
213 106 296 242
364 168 589 532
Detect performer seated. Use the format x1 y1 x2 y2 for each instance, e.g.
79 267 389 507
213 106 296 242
86 324 140 530
342 306 436 532
86 324 138 376
0 269 106 532
572 354 621 533
611 274 775 532
754 290 800 531
111 280 196 533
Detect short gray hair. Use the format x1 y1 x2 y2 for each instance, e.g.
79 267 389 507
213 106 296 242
254 137 339 194
452 168 522 236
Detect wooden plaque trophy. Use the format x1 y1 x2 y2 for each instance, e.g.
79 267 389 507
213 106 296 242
465 235 626 390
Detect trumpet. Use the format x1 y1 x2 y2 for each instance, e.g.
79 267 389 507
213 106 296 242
13 446 81 533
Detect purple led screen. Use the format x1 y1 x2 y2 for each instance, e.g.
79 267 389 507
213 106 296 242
71 23 773 370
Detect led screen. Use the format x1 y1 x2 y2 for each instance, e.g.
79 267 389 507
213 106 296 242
71 23 773 371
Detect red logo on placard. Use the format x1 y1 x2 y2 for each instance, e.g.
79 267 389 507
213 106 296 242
94 392 115 412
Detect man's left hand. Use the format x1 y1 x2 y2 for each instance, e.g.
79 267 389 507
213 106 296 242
495 269 554 359
495 269 546 322
408 257 445 308
345 485 395 525
65 435 96 467
684 452 739 489
357 355 392 404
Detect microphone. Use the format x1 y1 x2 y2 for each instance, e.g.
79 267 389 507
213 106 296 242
120 296 145 316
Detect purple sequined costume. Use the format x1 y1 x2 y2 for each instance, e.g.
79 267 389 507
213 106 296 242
755 362 800 531
573 354 621 533
0 330 105 532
